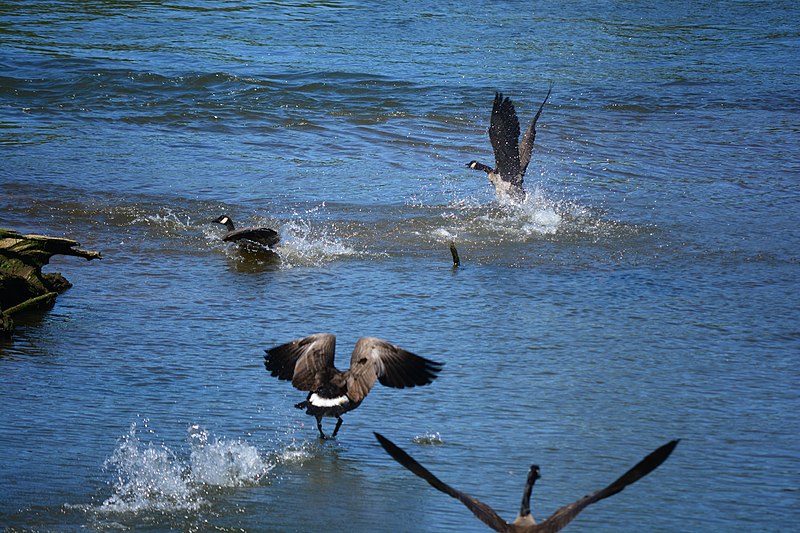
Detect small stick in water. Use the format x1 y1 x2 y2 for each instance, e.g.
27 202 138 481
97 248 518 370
449 241 460 267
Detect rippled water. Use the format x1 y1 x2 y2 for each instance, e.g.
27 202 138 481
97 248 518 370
2 1 799 532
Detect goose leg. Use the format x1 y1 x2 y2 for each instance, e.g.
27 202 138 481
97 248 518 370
315 416 328 439
330 417 344 438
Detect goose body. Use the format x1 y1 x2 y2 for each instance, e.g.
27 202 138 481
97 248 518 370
212 215 280 249
467 88 551 201
264 334 443 439
375 433 678 532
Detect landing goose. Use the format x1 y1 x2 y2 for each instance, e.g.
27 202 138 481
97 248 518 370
375 432 678 532
212 215 280 249
467 88 551 200
264 334 443 439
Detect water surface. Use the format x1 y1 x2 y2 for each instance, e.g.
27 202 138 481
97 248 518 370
1 1 799 531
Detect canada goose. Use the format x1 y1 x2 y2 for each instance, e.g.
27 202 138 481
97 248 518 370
264 334 443 439
467 88 551 200
212 215 280 249
374 432 678 532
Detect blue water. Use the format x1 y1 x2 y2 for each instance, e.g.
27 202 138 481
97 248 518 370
2 1 799 531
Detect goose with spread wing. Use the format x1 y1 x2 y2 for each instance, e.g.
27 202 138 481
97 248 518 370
375 432 678 532
264 334 443 439
212 215 280 249
467 88 551 201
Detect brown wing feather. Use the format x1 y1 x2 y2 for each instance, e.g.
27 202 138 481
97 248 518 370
345 337 443 403
518 86 552 179
534 440 679 533
263 333 337 391
375 433 513 533
488 92 522 186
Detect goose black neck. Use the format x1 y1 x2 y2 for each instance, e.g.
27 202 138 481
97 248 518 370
469 161 494 174
519 465 540 517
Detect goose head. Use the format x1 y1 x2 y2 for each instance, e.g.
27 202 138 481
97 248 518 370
213 215 235 231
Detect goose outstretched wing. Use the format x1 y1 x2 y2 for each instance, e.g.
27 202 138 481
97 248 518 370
345 337 443 403
534 440 679 533
375 433 513 533
489 92 522 186
264 333 337 390
518 86 552 179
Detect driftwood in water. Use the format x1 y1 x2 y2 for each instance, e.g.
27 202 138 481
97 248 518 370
1 228 101 337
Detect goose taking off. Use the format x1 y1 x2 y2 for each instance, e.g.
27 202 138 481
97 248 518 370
467 88 551 201
212 215 280 249
375 433 678 533
264 334 443 439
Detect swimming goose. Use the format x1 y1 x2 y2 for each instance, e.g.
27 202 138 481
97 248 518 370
212 215 280 249
375 433 678 532
264 334 443 439
467 88 551 200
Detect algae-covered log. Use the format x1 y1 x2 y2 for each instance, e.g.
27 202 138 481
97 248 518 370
1 228 101 337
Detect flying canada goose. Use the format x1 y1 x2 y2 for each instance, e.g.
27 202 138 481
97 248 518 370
264 334 443 439
374 432 678 533
212 215 280 249
467 88 551 200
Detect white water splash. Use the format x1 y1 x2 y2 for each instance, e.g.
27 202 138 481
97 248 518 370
96 422 273 515
412 431 445 445
274 440 317 464
99 423 199 514
433 185 565 244
187 425 273 487
276 208 362 268
130 208 196 233
516 186 563 235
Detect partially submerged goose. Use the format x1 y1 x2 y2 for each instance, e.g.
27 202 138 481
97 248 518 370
375 433 678 532
264 334 443 439
212 215 280 249
467 88 551 201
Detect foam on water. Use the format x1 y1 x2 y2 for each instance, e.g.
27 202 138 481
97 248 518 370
95 421 273 515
